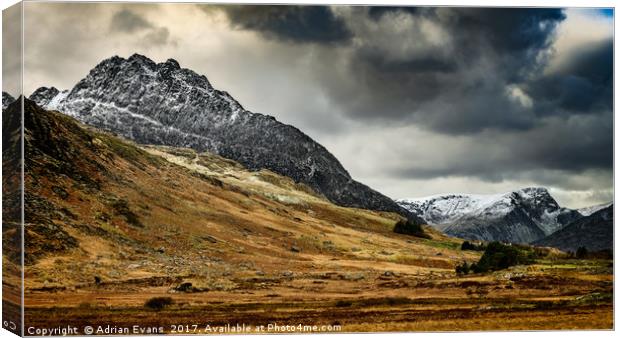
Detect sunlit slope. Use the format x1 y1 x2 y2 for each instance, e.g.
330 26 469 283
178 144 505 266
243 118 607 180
20 98 474 291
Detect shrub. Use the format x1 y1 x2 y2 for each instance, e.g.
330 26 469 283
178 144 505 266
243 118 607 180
335 300 353 307
471 242 534 273
361 297 412 306
175 282 193 292
594 249 613 260
144 297 174 310
393 219 430 239
455 262 470 275
461 241 473 250
461 241 485 251
110 198 144 228
576 246 589 259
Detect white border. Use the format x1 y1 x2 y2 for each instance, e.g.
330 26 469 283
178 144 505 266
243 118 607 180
0 1 616 338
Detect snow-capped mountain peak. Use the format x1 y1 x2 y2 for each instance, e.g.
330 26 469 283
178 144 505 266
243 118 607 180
397 187 582 243
398 192 506 225
577 202 613 216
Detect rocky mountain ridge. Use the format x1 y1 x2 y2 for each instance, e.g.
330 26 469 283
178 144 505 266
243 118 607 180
577 202 613 216
534 204 613 252
397 187 584 243
28 54 423 224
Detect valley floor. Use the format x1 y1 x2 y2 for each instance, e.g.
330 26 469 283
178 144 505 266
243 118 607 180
23 258 612 333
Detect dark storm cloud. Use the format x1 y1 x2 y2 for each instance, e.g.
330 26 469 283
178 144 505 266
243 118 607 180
527 38 613 115
367 6 420 20
211 5 352 44
387 112 612 182
110 9 153 33
201 5 610 189
362 52 457 74
143 27 172 47
451 8 566 55
109 8 172 46
337 8 612 200
316 7 569 134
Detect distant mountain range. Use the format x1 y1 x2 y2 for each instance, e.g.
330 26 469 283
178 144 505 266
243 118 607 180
26 54 423 224
577 202 613 216
534 204 613 252
397 187 609 245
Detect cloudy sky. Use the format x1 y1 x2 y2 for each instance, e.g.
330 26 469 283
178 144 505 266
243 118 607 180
5 3 614 208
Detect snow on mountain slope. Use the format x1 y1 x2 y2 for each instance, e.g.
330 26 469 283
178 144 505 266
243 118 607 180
535 204 613 252
397 187 583 243
28 54 422 224
578 202 613 216
398 193 506 226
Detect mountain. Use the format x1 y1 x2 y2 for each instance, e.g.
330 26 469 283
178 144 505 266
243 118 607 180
534 205 613 252
398 193 506 226
578 202 613 216
10 98 458 287
2 91 15 110
3 95 22 267
28 54 422 224
397 187 583 243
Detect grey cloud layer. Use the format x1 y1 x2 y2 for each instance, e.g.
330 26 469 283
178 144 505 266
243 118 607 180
110 7 173 46
386 114 612 181
317 7 570 133
528 39 613 115
212 5 612 182
205 5 352 44
214 6 610 128
110 8 153 33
